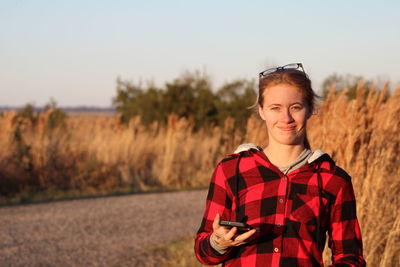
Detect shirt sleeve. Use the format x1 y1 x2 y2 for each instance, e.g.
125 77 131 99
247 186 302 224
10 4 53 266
194 160 236 265
327 171 366 267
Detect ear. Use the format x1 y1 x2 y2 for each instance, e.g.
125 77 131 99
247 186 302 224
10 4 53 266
258 105 266 121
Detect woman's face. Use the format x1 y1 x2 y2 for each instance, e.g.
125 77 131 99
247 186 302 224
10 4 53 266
258 83 311 147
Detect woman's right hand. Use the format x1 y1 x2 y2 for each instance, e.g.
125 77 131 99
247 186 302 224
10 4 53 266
210 213 256 249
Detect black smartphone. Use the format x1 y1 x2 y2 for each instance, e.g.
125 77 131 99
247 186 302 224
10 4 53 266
219 220 250 230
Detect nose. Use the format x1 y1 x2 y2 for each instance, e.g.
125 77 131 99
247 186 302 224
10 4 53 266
280 108 294 123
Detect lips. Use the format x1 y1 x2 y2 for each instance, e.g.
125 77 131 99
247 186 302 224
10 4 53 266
277 126 296 131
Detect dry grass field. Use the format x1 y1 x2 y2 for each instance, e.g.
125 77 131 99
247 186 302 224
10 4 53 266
0 83 399 266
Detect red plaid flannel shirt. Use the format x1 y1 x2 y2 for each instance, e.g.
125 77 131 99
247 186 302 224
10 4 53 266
195 149 366 266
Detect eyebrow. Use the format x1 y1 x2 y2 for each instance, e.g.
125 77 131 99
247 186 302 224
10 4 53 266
267 102 304 107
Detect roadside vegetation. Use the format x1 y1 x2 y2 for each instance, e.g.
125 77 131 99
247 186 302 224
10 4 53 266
0 72 398 266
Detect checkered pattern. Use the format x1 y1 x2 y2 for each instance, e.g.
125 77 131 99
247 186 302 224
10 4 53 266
194 149 366 266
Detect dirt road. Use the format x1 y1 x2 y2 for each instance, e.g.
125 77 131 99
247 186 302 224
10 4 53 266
0 190 208 266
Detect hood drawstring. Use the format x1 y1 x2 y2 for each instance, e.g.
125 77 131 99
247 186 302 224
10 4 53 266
235 153 243 222
316 162 323 249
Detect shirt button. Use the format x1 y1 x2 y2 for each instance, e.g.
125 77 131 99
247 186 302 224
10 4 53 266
279 198 284 203
274 247 279 252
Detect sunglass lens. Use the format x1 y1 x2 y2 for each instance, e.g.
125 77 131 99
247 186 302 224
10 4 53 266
282 63 299 70
261 68 277 76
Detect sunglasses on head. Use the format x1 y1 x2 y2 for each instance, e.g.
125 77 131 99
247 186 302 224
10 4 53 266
259 63 305 78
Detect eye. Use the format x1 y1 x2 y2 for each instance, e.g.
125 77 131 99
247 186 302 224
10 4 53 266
291 105 303 111
270 106 280 111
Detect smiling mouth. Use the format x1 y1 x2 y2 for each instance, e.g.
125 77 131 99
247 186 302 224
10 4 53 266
278 126 296 131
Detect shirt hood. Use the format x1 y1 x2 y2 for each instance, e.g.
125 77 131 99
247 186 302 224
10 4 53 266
233 143 328 165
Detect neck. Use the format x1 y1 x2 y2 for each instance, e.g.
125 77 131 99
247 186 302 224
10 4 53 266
263 143 306 168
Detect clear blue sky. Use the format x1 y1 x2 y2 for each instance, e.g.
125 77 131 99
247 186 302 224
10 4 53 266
1 0 399 106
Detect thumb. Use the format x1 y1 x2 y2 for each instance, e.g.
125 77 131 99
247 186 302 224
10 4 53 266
212 213 220 231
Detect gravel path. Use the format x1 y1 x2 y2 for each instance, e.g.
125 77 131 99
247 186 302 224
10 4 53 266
0 190 208 266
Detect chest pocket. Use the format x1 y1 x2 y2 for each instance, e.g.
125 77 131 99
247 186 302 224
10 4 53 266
290 185 330 225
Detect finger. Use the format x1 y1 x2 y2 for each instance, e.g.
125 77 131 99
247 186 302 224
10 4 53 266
212 213 220 231
224 226 237 241
215 227 230 237
234 229 256 242
232 241 245 247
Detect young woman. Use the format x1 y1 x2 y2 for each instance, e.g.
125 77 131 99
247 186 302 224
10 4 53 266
194 63 366 266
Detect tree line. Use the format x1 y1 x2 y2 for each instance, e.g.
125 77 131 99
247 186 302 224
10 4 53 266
112 70 383 131
5 71 384 133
